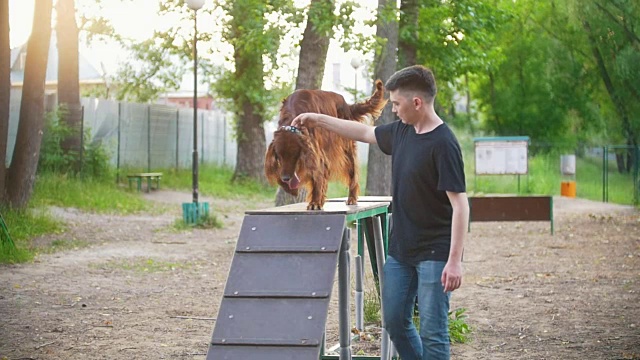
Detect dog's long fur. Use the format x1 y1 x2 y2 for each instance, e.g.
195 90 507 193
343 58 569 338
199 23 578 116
265 80 387 210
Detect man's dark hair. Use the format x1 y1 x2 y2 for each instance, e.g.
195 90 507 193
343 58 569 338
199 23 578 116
385 65 437 101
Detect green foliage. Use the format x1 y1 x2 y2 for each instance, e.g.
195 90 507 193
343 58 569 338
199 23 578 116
0 207 62 264
449 308 472 344
39 108 114 179
363 289 381 324
39 109 78 174
173 212 224 230
32 173 153 214
158 165 275 201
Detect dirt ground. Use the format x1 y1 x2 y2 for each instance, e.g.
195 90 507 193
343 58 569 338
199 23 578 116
0 191 638 360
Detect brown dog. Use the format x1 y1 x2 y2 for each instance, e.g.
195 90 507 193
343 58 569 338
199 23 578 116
264 80 387 210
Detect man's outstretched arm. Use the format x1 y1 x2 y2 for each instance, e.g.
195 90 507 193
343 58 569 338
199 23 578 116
291 113 378 144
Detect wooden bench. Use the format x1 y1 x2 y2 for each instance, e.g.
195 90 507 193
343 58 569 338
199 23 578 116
469 195 554 234
127 172 163 192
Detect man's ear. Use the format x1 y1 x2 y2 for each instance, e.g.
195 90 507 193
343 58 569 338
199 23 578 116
413 96 422 109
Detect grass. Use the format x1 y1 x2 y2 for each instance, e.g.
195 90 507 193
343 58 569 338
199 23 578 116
362 289 472 344
92 257 198 273
0 206 62 263
32 173 153 214
172 212 224 230
141 164 275 201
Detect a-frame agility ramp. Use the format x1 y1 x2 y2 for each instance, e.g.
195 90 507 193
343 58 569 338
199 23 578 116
205 197 395 360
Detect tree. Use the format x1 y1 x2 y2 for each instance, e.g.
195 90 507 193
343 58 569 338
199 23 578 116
223 0 280 183
0 0 9 202
56 0 82 171
5 0 53 208
275 0 335 206
573 0 640 171
365 0 398 196
398 0 417 68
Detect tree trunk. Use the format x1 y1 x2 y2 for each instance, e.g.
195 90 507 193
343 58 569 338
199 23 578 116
231 54 267 182
0 0 10 202
366 0 398 196
234 102 267 183
295 0 333 91
229 1 267 184
5 0 53 208
56 0 82 171
275 0 334 206
398 0 418 68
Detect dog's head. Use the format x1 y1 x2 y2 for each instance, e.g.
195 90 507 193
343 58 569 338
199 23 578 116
264 125 318 196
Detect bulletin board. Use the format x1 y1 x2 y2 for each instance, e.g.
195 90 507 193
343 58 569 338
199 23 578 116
474 136 530 175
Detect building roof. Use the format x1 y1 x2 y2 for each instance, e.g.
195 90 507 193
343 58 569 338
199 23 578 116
10 32 103 86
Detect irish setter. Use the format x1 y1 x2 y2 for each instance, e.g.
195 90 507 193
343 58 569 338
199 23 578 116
264 80 387 210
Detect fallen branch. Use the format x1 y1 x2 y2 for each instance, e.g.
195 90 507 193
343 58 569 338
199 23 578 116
475 283 494 289
35 341 56 350
170 315 216 321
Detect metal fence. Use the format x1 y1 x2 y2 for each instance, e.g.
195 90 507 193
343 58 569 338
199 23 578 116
7 89 238 174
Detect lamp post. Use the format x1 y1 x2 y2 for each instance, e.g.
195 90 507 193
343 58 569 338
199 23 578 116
186 0 204 208
350 56 362 102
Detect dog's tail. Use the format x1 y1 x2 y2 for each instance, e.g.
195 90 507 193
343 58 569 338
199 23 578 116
350 79 387 124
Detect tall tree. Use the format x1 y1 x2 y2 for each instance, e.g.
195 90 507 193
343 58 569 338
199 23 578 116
5 0 53 208
276 0 335 206
573 0 640 171
398 0 417 68
0 0 10 202
56 0 82 170
295 0 334 91
225 0 273 183
365 0 398 196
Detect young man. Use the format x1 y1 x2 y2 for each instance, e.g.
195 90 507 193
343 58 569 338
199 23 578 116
291 65 469 360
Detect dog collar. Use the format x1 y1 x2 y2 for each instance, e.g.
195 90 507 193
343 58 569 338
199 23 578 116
280 125 301 134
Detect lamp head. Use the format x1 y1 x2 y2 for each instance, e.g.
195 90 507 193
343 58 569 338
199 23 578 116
350 57 362 70
186 0 205 10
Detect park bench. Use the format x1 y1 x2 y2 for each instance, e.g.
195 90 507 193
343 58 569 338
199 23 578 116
127 172 163 192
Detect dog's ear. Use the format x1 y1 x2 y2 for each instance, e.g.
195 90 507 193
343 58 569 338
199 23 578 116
264 141 279 185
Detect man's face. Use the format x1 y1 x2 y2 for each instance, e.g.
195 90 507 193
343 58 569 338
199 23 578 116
389 90 417 125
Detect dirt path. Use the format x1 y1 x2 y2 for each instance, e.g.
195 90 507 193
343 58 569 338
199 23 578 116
0 192 638 360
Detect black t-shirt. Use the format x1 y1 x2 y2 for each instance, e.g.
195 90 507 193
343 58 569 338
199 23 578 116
374 121 466 264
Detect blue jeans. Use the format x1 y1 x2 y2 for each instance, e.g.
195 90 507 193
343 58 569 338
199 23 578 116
382 256 450 360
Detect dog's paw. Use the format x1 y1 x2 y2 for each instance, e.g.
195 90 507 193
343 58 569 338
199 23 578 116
346 197 358 205
307 202 323 210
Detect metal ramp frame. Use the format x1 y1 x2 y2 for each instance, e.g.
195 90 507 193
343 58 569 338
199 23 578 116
206 200 392 360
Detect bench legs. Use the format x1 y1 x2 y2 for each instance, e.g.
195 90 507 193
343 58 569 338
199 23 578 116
128 176 161 192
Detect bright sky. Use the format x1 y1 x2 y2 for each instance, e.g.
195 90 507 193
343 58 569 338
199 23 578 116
9 0 377 94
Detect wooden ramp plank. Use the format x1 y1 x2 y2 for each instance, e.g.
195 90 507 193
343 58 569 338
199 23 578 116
206 213 346 359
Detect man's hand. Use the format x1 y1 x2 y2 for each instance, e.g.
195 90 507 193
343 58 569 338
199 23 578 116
441 260 462 292
291 113 321 129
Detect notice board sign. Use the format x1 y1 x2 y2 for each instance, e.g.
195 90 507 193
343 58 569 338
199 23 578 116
474 136 530 175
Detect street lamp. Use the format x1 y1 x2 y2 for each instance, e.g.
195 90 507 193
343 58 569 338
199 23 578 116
350 56 362 102
185 0 206 222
